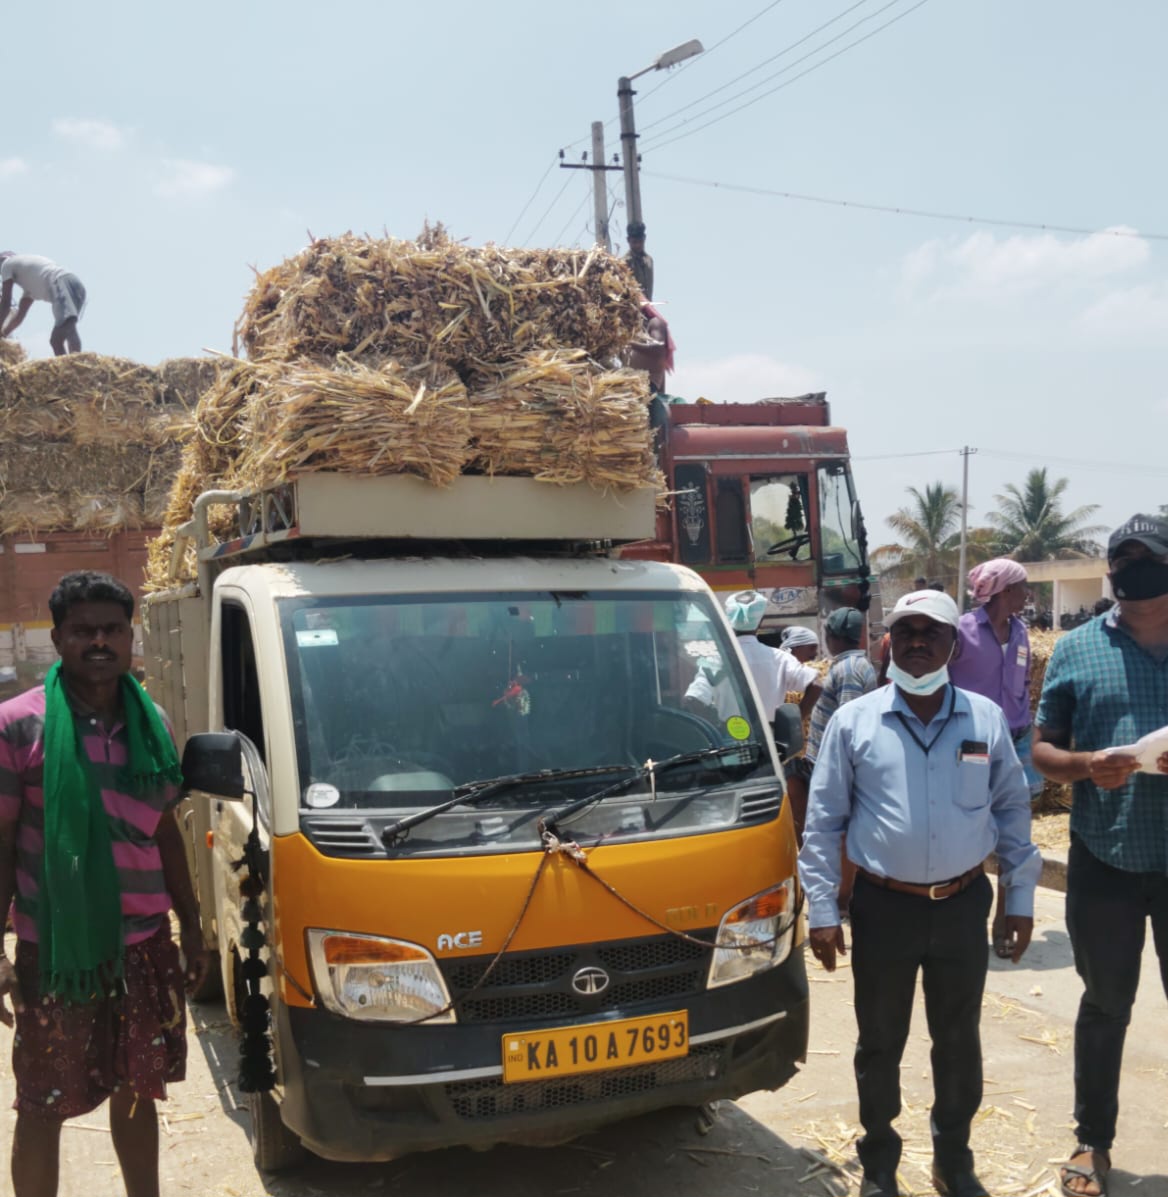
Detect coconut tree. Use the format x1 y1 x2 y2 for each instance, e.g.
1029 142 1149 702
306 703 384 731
988 468 1105 560
872 482 964 584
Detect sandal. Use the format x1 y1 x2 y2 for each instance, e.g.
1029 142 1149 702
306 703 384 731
1060 1145 1110 1197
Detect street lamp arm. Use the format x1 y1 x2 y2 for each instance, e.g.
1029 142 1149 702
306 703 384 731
627 37 704 80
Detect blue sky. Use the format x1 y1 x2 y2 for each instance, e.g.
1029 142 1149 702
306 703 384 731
3 0 1165 545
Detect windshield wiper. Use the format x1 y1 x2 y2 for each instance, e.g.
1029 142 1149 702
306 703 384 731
540 743 764 835
380 763 634 846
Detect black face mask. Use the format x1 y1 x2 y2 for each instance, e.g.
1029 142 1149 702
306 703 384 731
1109 557 1168 601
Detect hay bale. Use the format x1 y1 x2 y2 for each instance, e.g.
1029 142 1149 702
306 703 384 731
0 400 73 441
71 492 145 532
142 443 186 523
158 356 224 408
0 492 71 536
467 351 659 490
15 352 158 406
0 441 155 494
236 231 644 371
0 339 26 366
243 357 469 488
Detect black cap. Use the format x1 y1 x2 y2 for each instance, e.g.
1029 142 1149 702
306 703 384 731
627 221 646 238
1108 513 1168 560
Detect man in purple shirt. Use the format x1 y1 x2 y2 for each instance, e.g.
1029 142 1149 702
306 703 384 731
950 558 1042 958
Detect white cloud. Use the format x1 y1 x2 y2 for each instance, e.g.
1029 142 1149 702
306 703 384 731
901 226 1149 298
670 352 822 404
0 157 28 177
52 117 127 151
154 158 235 199
1080 281 1168 341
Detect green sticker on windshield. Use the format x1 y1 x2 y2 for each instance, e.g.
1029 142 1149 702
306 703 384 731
726 716 750 741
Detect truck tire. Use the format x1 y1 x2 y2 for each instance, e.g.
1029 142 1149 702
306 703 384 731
248 1089 307 1173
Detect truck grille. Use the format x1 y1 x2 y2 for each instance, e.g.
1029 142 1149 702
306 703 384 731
441 932 714 1026
445 1043 725 1120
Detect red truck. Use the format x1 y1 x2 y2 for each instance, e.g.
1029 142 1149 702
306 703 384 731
620 393 878 645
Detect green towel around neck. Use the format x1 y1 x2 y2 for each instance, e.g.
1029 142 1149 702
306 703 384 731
38 661 183 1003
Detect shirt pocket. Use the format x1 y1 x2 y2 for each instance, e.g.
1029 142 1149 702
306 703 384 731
954 760 991 810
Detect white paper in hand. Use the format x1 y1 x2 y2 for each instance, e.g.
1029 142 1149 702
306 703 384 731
1105 725 1168 775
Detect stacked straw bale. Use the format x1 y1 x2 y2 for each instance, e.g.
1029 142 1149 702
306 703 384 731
147 226 660 588
0 352 219 537
237 231 643 369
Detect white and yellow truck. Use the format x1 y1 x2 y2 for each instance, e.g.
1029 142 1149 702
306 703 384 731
143 473 808 1170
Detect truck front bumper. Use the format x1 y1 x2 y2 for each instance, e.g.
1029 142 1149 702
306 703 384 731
274 953 809 1162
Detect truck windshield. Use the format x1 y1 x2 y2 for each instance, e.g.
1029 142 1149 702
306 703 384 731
279 590 777 822
817 462 864 575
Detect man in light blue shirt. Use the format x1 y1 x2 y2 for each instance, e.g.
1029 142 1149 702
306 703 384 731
799 588 1041 1197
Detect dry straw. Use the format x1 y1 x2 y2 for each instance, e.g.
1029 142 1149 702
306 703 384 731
0 340 26 367
236 228 644 370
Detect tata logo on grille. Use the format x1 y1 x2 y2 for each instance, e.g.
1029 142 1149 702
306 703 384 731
571 966 610 996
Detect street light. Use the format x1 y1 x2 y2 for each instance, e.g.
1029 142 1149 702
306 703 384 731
618 38 703 243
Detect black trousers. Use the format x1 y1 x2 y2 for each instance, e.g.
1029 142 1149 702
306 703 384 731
850 872 993 1178
1065 835 1168 1151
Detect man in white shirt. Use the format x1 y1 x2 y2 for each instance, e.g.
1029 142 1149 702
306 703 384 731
0 253 87 355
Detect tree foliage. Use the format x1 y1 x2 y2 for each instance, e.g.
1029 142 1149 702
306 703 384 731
872 482 964 582
987 468 1105 559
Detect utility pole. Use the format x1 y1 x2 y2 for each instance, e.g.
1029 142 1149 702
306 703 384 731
617 76 644 236
591 122 610 253
558 129 621 252
957 445 977 611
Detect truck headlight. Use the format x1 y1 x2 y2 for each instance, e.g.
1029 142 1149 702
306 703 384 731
306 930 456 1024
706 879 797 989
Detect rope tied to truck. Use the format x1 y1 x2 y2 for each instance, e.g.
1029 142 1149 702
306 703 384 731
397 824 804 1025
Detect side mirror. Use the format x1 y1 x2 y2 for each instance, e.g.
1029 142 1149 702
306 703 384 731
772 703 804 764
182 731 246 801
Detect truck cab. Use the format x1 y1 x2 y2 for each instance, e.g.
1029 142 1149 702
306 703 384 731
144 474 809 1168
621 394 877 644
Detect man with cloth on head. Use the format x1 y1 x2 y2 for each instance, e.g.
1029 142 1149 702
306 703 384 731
1032 514 1168 1197
950 557 1044 958
0 570 210 1197
0 251 87 356
800 588 1041 1197
775 623 824 839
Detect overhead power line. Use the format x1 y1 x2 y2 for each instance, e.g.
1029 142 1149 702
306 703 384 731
524 174 575 245
638 0 877 139
552 187 592 247
503 158 557 246
561 0 794 153
642 0 931 154
643 170 1168 241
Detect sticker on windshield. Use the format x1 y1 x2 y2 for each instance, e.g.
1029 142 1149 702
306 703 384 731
725 716 751 741
297 629 339 647
305 783 341 808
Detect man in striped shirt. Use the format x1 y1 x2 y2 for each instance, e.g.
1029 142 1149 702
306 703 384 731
0 571 209 1197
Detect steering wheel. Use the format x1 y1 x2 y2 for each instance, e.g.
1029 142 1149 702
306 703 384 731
767 532 810 559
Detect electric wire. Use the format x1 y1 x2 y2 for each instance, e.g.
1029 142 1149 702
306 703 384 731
503 158 557 245
642 0 931 154
637 0 875 138
560 0 794 152
642 171 1168 242
524 173 575 245
551 187 592 247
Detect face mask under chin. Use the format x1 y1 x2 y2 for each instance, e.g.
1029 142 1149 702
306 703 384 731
1109 558 1168 602
887 658 950 697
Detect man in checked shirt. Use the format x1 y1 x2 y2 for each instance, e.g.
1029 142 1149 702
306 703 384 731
1034 513 1168 1197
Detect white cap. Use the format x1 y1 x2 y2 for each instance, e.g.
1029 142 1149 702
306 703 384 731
780 625 820 651
884 589 960 630
724 590 768 633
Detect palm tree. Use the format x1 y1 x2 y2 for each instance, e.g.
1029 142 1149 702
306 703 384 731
988 468 1105 560
872 482 964 584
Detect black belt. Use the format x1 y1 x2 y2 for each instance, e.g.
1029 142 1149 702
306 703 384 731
856 863 985 901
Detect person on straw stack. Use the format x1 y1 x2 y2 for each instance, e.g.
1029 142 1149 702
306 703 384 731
800 588 1040 1197
623 220 654 300
1032 514 1168 1197
0 571 210 1197
949 557 1044 958
0 251 87 356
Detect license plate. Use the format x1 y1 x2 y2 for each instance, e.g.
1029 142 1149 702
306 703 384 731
501 1010 688 1084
